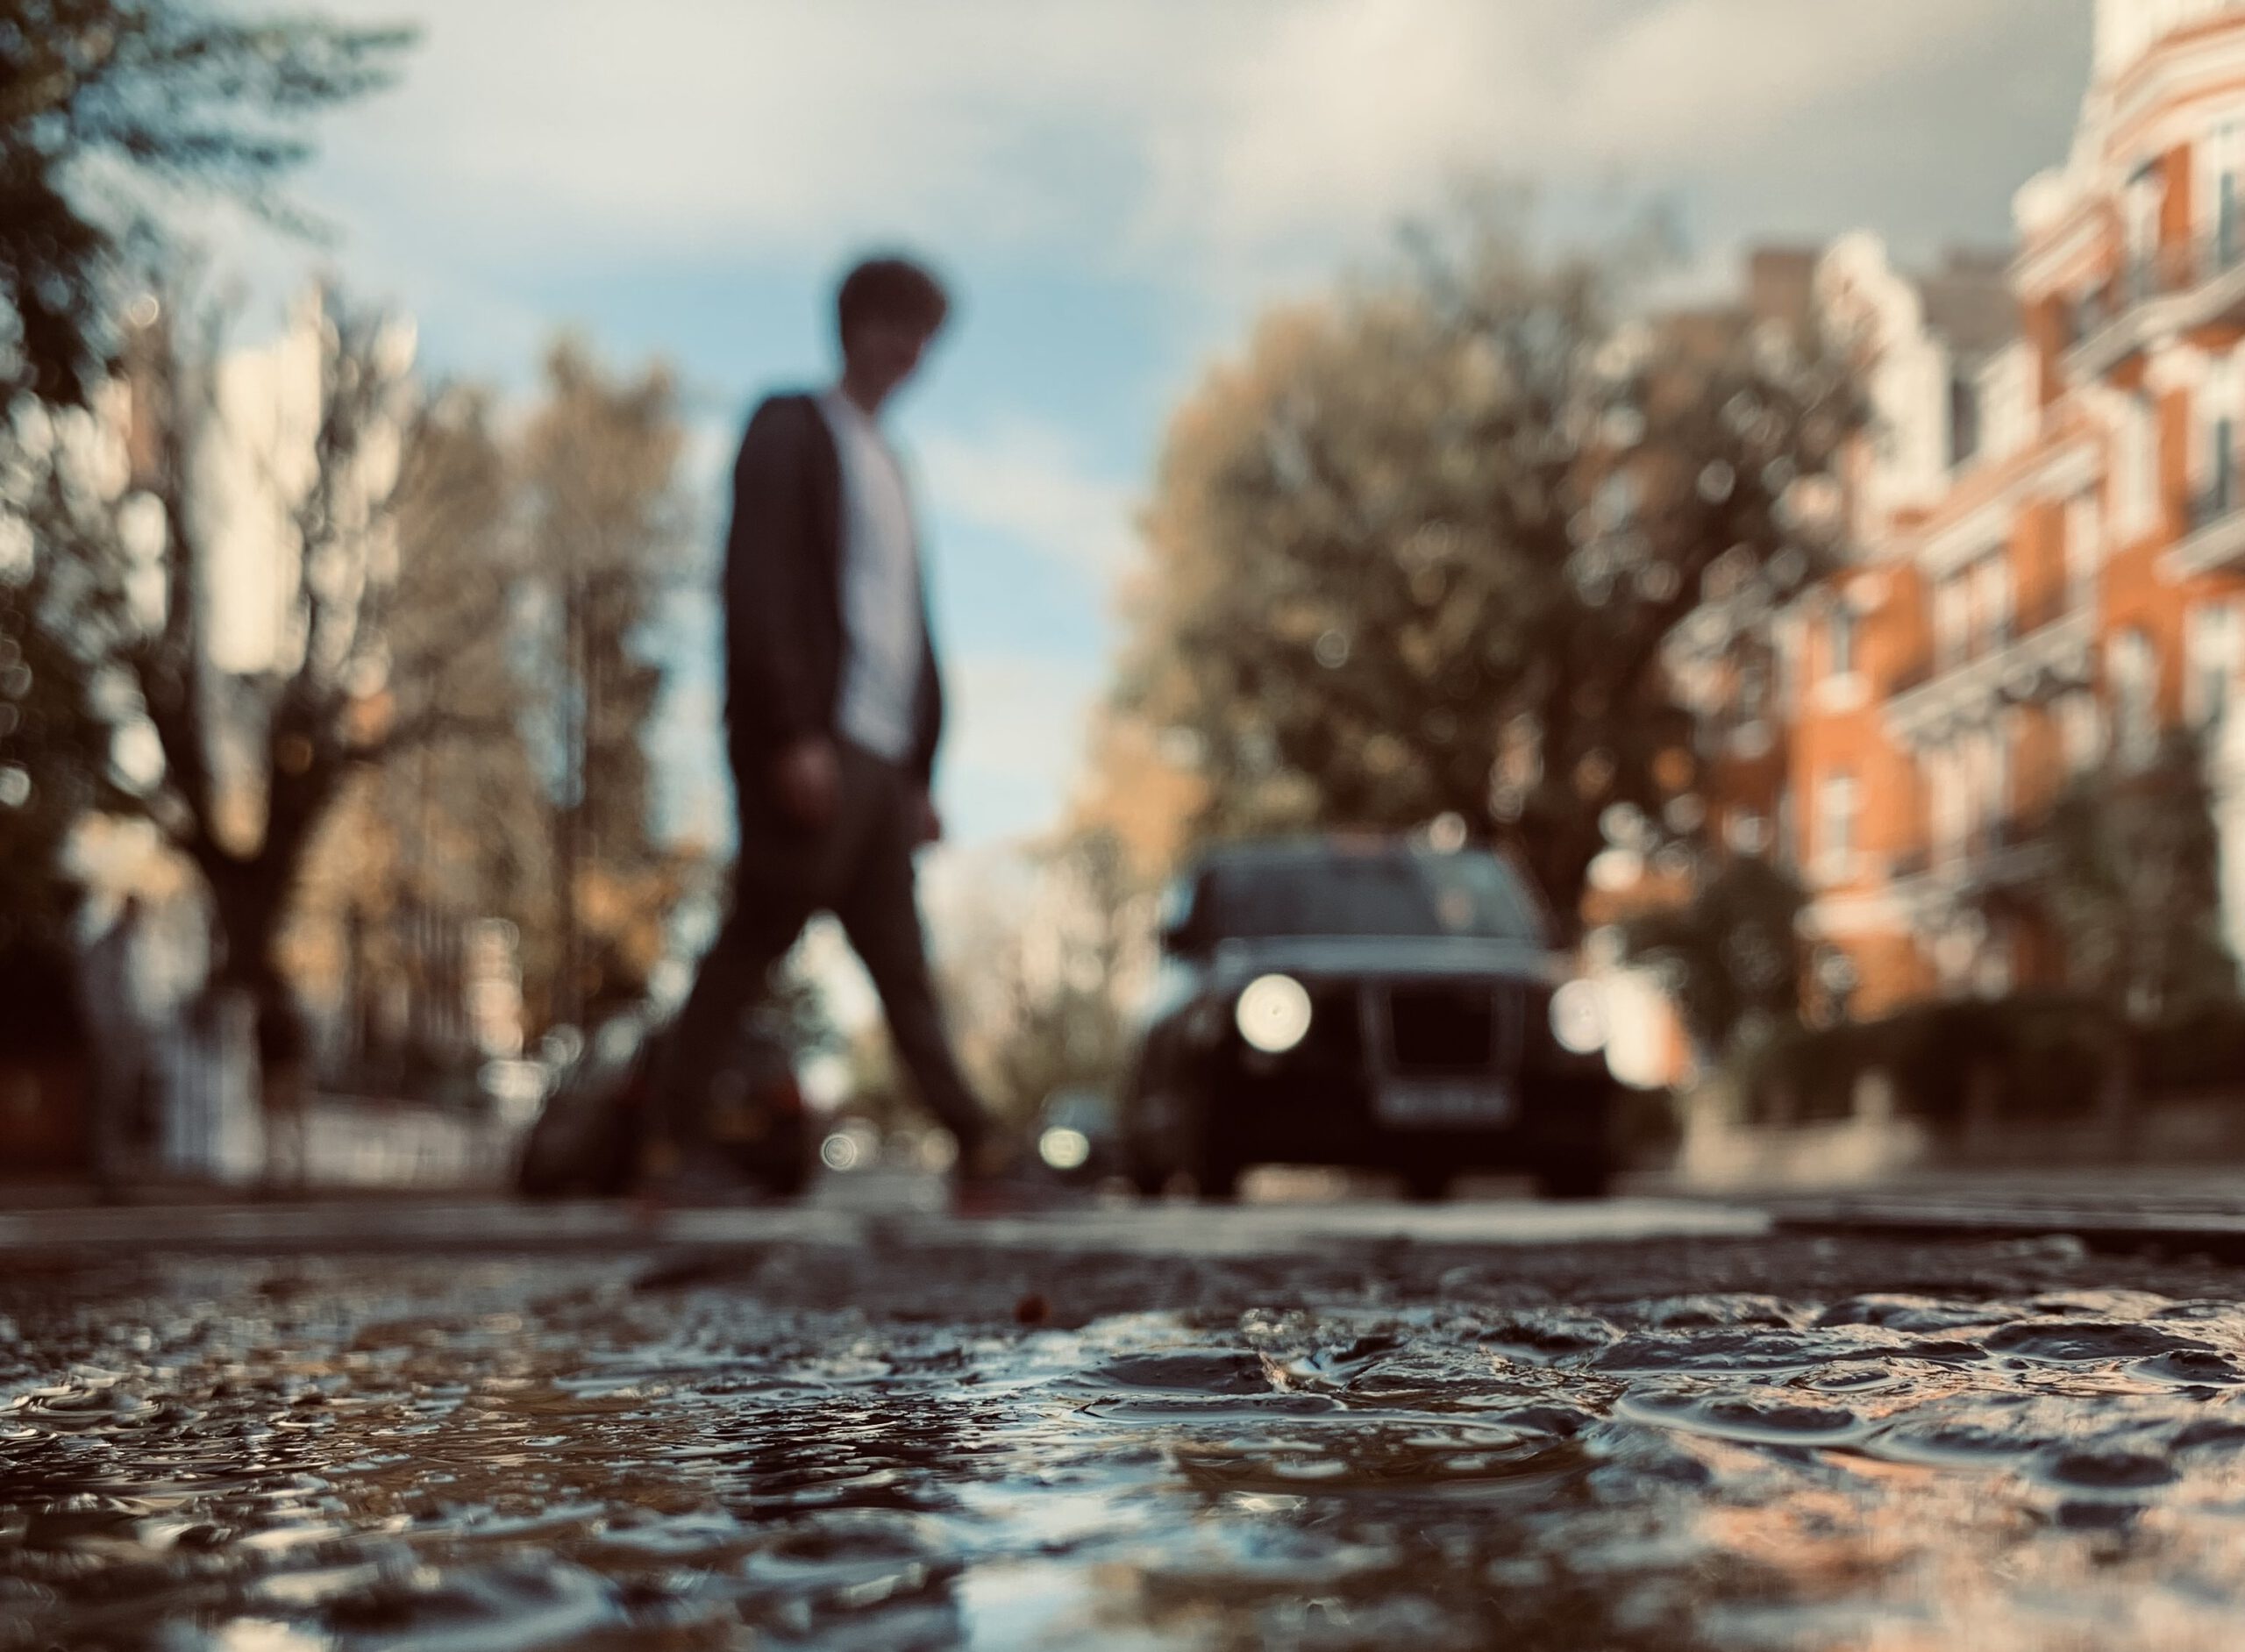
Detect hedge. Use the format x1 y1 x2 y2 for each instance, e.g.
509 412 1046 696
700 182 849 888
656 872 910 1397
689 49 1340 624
1738 993 2130 1129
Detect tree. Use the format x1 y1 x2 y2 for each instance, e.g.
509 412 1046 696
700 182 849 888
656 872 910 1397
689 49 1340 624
0 0 411 409
1119 210 1855 931
516 339 689 1026
944 827 1150 1125
18 286 510 1043
281 386 554 1076
1620 851 1807 1061
287 347 698 1054
2041 729 2238 1025
0 436 129 950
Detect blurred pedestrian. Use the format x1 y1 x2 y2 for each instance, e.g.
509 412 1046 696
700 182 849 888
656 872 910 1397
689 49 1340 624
255 986 311 1194
649 254 1037 1211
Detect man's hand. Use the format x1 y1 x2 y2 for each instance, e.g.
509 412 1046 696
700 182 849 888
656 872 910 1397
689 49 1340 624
911 789 944 847
773 737 842 828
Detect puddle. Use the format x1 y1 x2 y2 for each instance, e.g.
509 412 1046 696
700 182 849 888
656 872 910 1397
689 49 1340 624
5 1261 2245 1648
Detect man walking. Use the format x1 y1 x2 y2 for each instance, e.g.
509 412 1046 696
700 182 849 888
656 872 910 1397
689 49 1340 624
652 254 1015 1206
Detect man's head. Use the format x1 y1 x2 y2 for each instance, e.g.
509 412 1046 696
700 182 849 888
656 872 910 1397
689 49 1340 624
836 254 949 410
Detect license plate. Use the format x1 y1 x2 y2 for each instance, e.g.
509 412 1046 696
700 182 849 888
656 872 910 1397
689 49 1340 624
1374 1079 1514 1129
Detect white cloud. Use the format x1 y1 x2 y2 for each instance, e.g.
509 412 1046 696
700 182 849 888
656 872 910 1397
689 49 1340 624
1575 0 2030 159
320 0 1205 255
937 650 1104 836
919 422 1136 576
319 0 2070 283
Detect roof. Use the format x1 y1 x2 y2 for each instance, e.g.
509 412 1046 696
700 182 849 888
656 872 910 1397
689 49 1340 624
1914 248 2019 360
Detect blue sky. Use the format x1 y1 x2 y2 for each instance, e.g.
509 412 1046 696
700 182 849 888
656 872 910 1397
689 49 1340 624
254 0 2096 862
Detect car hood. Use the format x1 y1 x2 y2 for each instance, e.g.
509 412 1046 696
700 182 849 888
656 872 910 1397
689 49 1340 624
1209 934 1557 986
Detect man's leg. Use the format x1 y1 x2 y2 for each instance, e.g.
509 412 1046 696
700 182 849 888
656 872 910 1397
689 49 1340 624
651 865 821 1158
831 773 995 1165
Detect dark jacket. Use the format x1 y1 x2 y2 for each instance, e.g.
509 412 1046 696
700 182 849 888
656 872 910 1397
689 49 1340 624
722 393 944 812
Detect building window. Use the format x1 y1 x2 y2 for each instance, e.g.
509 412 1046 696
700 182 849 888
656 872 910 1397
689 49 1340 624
2127 164 2163 297
2112 627 2161 765
2074 287 2104 342
1949 374 1982 468
1828 604 1857 680
1978 723 2012 844
1980 346 2034 461
2214 122 2243 269
2209 414 2237 525
1935 574 1971 668
1818 771 1858 882
2060 691 2106 774
2119 395 2160 535
2065 491 2102 609
1972 554 2013 650
1931 746 1971 863
1775 616 1802 716
2187 603 2238 729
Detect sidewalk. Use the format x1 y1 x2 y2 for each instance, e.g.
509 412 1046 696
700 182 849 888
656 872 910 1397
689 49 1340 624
0 1181 1769 1261
3 1093 526 1208
1760 1166 2245 1259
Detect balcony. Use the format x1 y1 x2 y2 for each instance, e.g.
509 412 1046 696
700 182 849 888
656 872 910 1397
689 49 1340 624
1884 606 2096 747
2164 479 2245 580
1951 813 2057 896
2064 232 2245 383
1885 812 2056 907
2008 580 2073 644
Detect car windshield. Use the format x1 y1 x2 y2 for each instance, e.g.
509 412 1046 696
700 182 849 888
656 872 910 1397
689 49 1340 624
1200 850 1544 943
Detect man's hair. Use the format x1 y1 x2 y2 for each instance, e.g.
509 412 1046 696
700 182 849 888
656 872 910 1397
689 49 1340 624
836 255 950 345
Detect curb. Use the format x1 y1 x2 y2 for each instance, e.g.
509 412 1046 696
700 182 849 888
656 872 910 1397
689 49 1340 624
1770 1203 2245 1263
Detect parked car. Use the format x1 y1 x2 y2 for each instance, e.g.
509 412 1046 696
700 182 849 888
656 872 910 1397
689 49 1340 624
515 1006 813 1199
1117 837 1621 1201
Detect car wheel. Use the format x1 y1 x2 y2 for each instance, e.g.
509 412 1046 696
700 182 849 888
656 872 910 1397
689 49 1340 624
1127 1161 1171 1200
747 1137 815 1200
1192 1143 1243 1202
1533 1153 1613 1201
1401 1165 1453 1203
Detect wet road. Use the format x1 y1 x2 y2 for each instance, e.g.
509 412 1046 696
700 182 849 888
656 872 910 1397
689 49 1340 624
9 1216 2245 1649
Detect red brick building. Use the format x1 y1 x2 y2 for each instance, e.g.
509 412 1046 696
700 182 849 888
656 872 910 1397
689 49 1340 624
1671 0 2245 1031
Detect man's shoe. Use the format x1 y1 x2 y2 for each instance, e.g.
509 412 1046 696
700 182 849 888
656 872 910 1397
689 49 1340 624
639 1156 759 1210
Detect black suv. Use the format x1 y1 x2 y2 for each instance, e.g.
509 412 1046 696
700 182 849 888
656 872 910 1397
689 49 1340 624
1117 837 1621 1201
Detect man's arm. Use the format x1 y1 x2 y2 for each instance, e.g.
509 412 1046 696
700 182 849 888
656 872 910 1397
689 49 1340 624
907 637 944 788
725 397 823 747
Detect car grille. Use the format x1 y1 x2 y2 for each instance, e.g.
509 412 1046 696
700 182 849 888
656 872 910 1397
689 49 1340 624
1384 984 1508 1074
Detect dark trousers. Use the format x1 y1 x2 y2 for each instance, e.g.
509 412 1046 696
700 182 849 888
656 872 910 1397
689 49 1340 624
658 740 991 1158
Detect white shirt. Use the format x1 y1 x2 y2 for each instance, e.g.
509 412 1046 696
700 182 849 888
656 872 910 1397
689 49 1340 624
818 389 925 764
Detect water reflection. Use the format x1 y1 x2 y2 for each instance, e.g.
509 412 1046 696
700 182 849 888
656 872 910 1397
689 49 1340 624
7 1262 2245 1648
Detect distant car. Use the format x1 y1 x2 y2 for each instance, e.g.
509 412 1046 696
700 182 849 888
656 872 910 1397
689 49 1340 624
515 1006 813 1199
1034 1086 1121 1185
1117 837 1621 1201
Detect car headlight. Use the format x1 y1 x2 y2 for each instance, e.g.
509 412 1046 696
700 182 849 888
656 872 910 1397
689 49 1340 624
1236 973 1314 1054
1038 1127 1092 1171
1549 979 1608 1055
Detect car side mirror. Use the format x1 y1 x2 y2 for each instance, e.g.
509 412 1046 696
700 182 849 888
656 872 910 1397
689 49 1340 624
1157 877 1205 955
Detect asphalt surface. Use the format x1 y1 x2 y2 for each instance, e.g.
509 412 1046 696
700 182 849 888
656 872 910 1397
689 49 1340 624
18 1168 2245 1648
15 1189 2245 1648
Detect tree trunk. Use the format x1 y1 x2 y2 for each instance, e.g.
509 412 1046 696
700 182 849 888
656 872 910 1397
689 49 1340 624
1519 818 1604 951
201 851 296 1010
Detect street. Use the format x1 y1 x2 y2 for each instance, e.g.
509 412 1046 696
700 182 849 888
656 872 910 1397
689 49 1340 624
9 1180 2245 1649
